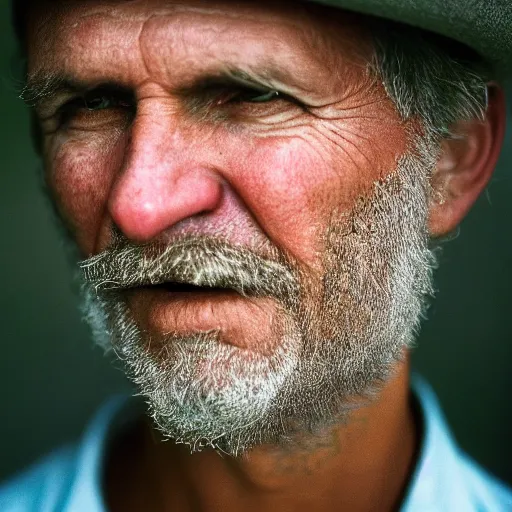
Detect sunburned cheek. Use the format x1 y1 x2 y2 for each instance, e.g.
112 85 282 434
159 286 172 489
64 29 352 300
47 137 124 255
228 118 406 270
232 137 342 268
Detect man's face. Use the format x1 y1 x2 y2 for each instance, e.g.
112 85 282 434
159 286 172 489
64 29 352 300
26 0 437 454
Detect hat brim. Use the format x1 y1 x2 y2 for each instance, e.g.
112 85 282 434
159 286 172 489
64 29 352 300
308 0 512 80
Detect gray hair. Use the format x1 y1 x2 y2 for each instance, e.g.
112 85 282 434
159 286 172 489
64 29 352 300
369 20 490 140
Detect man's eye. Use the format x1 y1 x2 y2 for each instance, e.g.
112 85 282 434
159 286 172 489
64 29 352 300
55 88 135 129
232 89 280 103
59 88 134 115
201 86 303 123
83 93 115 111
80 89 134 111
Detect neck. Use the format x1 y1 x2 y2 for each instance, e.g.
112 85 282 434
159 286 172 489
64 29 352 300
105 359 419 512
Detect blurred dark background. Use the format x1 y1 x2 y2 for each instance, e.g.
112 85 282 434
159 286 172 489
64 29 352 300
1 0 511 487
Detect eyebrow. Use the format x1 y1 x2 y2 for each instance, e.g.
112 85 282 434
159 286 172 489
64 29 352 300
20 73 93 110
20 65 300 112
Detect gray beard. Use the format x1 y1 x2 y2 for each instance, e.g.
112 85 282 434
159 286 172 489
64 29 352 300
80 138 438 457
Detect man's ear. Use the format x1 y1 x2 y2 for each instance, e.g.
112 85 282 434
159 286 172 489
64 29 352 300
428 84 507 238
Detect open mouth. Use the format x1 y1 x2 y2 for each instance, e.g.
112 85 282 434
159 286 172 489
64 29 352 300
147 282 233 294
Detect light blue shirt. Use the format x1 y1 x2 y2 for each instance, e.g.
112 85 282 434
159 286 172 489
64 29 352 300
1 376 511 511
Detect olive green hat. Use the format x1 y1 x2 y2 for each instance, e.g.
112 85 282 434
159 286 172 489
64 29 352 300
308 0 512 79
10 0 512 78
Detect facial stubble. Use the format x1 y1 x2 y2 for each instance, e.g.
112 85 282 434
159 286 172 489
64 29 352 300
80 139 438 457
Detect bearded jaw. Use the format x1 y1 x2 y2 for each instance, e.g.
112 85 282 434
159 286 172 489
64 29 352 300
310 151 435 392
82 290 303 455
80 142 438 456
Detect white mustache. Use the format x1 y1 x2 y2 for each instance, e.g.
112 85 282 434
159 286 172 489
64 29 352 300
79 236 299 302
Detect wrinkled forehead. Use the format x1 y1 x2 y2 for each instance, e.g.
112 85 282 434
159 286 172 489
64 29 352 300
25 0 372 91
26 0 366 34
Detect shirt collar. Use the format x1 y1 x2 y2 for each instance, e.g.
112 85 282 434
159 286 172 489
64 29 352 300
64 394 140 511
63 375 470 511
400 374 474 511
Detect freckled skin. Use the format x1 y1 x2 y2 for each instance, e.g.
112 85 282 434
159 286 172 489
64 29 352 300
26 1 419 511
29 0 407 263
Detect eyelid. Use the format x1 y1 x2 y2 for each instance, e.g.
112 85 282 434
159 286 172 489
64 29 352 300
37 85 134 121
62 87 134 117
220 85 302 106
220 86 277 103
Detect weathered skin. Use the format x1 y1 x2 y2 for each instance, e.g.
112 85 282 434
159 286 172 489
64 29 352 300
27 0 408 351
24 0 506 511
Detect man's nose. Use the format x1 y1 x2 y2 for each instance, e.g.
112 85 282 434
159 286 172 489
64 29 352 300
108 117 224 242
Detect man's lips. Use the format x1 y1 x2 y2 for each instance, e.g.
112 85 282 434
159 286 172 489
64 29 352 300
123 282 280 353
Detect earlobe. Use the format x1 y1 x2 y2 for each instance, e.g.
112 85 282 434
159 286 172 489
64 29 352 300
428 84 507 238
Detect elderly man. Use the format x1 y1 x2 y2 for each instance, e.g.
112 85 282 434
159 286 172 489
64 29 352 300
1 0 511 510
